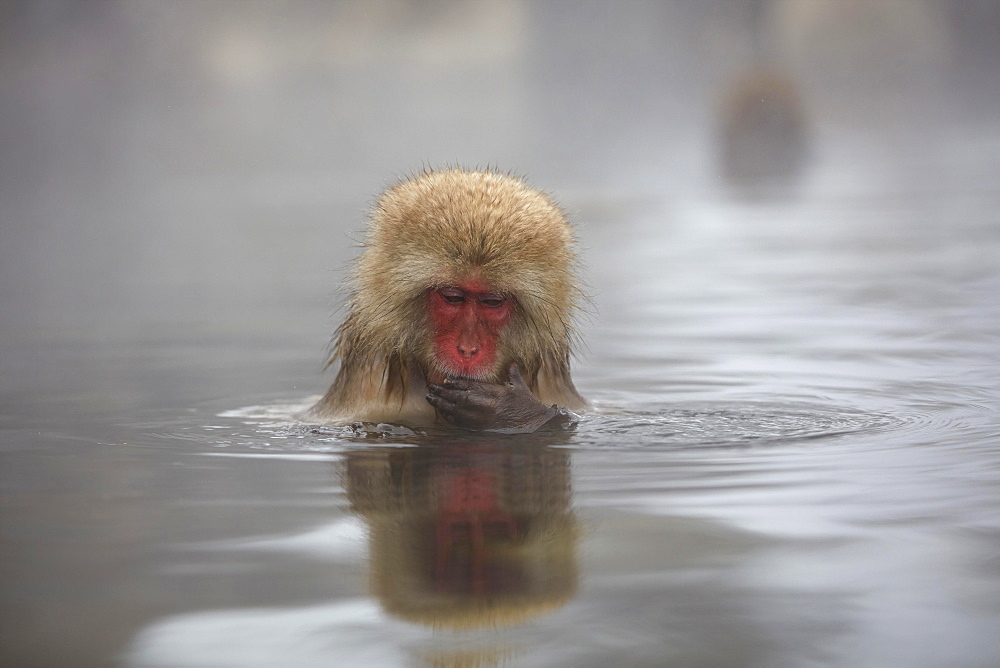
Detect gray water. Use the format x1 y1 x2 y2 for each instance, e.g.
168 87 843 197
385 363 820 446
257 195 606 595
3 2 1000 666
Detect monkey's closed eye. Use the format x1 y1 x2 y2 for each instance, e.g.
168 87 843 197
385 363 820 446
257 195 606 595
480 298 505 308
438 288 466 304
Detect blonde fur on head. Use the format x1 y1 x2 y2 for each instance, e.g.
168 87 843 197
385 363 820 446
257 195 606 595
309 168 585 426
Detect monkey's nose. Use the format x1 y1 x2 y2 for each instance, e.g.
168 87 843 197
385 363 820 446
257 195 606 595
456 343 479 358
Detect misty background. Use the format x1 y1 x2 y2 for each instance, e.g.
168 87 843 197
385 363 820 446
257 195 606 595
3 0 998 381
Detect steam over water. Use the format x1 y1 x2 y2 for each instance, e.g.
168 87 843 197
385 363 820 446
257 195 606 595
2 2 1000 666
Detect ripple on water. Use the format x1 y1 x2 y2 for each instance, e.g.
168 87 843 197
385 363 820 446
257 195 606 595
205 401 448 453
576 400 903 450
200 397 903 455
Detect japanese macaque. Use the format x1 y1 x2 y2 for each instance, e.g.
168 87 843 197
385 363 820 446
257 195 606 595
307 169 586 433
718 69 808 186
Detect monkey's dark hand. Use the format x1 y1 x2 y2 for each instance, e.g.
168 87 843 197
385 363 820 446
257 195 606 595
426 364 569 433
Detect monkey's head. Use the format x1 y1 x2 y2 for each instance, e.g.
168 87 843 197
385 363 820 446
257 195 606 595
345 169 579 384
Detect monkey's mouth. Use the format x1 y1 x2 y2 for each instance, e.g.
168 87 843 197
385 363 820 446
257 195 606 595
447 373 488 382
428 364 500 385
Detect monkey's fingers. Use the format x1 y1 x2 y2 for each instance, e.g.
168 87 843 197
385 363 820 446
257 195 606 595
441 378 478 392
426 383 454 399
428 384 467 403
427 393 481 428
426 391 457 413
430 384 495 409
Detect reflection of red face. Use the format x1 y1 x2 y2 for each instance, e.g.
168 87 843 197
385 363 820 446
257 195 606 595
435 469 523 595
428 283 514 379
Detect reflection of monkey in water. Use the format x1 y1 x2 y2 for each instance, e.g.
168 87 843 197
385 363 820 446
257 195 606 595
308 169 586 433
344 441 577 629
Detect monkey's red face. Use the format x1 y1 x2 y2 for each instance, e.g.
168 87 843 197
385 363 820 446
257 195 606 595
428 283 514 380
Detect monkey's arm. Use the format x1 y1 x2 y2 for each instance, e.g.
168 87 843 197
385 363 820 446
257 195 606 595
426 364 576 434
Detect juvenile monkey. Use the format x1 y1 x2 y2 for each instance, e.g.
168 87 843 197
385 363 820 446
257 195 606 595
308 169 586 433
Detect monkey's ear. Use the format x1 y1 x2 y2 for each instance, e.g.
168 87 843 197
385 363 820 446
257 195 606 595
507 363 528 388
